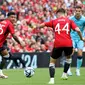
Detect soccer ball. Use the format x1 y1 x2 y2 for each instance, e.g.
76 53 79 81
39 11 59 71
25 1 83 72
24 67 35 78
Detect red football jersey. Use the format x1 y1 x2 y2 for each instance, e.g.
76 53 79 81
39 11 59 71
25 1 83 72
44 17 77 48
0 19 15 47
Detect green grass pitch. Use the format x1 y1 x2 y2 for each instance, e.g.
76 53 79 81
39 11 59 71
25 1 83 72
0 67 85 85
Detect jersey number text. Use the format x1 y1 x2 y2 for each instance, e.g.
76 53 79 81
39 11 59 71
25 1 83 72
55 23 69 34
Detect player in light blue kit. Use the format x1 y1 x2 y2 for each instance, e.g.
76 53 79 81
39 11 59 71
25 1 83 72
67 6 85 76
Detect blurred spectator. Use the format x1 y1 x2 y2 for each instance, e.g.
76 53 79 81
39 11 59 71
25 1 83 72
0 0 84 52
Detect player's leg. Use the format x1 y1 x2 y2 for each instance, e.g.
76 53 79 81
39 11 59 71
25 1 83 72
4 42 25 68
8 52 19 68
48 57 56 84
3 43 25 68
76 40 84 76
17 57 25 68
0 56 6 75
48 48 62 84
61 47 73 79
0 48 9 78
67 40 76 76
67 54 74 76
9 52 25 68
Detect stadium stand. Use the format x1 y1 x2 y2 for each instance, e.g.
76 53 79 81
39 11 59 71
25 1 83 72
0 0 85 52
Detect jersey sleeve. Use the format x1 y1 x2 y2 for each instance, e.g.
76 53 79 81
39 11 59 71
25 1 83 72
8 21 15 34
70 20 77 30
44 20 53 27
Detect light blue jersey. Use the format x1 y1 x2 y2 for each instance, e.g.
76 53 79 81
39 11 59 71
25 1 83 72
70 16 85 49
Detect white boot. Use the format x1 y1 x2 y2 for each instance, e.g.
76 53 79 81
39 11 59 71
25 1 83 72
76 69 80 76
0 70 8 79
67 68 72 76
0 74 8 79
61 72 68 80
48 78 54 84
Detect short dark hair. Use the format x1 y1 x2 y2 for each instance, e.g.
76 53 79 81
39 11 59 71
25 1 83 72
7 12 16 17
57 8 66 14
75 5 82 9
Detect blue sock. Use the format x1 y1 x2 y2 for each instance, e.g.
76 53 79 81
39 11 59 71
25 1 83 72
77 56 83 69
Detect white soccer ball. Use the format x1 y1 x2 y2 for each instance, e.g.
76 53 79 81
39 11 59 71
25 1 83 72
24 67 35 78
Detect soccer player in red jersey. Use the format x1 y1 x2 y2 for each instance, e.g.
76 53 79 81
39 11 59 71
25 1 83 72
0 12 25 79
36 8 85 84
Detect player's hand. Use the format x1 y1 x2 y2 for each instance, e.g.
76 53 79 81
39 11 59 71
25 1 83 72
20 41 26 48
33 24 40 29
82 37 85 42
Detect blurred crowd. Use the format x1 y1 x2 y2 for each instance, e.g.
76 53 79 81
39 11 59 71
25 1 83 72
0 0 85 53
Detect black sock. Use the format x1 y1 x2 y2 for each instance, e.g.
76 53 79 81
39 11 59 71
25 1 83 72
19 58 25 68
13 59 19 67
64 62 70 73
49 66 55 78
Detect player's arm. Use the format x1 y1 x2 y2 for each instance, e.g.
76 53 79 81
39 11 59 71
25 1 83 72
75 27 83 40
71 20 85 41
12 34 25 47
12 34 20 44
37 23 45 28
8 22 25 47
36 21 53 28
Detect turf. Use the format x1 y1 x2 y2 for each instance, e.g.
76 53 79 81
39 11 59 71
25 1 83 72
0 67 85 85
